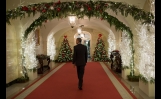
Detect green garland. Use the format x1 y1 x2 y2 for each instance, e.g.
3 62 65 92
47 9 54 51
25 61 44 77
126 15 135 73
109 2 154 23
6 1 154 25
121 66 130 70
139 74 155 84
24 11 133 39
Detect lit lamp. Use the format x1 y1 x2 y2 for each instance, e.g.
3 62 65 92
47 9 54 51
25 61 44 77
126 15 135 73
80 33 85 38
77 27 82 33
68 15 77 28
77 25 84 33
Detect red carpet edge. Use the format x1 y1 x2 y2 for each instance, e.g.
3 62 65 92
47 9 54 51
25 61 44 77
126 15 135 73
11 63 63 99
103 62 137 99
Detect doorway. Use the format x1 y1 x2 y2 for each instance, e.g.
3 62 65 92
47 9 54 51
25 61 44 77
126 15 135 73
74 31 91 61
83 40 90 59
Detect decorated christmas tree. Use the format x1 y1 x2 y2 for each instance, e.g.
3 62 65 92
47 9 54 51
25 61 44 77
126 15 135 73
56 35 73 62
92 34 110 62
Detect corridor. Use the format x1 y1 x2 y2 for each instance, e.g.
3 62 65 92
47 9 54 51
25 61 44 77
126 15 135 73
6 62 154 99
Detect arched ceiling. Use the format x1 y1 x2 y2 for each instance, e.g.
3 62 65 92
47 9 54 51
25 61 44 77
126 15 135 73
6 0 148 41
40 17 120 40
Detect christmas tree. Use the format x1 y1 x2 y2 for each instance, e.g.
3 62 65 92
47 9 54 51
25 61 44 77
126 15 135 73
92 34 110 62
56 35 73 62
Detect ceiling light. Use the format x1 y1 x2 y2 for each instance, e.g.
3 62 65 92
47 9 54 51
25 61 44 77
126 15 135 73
68 15 77 28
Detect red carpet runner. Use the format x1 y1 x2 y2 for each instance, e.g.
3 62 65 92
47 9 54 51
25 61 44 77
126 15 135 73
24 62 131 99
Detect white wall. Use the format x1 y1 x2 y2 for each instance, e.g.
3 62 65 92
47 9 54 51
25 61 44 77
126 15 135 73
6 22 19 83
6 14 41 83
35 29 44 55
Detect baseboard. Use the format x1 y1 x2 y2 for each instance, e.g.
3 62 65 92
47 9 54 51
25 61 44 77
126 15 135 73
6 79 17 88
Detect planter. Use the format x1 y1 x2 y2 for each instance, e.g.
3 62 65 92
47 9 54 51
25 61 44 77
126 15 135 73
127 75 139 82
121 69 130 79
27 69 38 81
139 79 155 97
16 76 29 83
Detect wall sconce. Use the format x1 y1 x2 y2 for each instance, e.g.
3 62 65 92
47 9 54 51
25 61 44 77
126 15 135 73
68 15 77 28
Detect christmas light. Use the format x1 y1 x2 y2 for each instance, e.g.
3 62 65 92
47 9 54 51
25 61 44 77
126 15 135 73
119 31 133 70
134 0 155 81
47 34 56 60
135 23 155 81
56 36 73 62
19 26 27 77
50 6 54 10
18 0 25 7
80 7 84 12
107 31 116 56
150 0 155 24
24 32 38 69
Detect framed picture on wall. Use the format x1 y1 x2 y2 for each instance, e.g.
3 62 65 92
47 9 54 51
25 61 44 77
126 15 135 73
35 29 40 46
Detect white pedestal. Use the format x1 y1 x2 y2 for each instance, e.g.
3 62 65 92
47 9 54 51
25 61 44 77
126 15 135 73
139 80 155 97
121 69 130 79
28 70 37 81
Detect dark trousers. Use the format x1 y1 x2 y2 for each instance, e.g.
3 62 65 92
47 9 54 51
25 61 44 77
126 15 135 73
110 58 113 69
76 65 85 87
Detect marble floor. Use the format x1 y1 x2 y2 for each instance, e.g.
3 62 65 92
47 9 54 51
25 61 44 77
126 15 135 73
6 62 155 99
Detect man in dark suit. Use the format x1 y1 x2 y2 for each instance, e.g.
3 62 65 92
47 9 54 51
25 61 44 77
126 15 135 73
72 38 88 90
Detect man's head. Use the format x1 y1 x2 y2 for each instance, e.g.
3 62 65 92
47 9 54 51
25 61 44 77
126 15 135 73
76 38 82 44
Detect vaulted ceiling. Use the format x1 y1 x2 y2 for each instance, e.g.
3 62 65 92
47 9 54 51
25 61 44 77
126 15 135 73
6 0 150 44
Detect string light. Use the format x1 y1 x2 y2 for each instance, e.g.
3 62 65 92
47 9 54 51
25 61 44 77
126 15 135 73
18 0 25 7
135 23 155 81
134 0 155 81
50 6 54 10
24 32 38 69
107 31 116 56
119 31 133 71
19 26 27 77
80 6 84 12
47 34 56 60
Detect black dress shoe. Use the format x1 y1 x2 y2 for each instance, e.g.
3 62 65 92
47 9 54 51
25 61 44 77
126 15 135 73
78 87 82 90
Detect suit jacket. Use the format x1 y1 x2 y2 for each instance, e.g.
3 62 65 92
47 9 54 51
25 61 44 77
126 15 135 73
72 44 88 66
